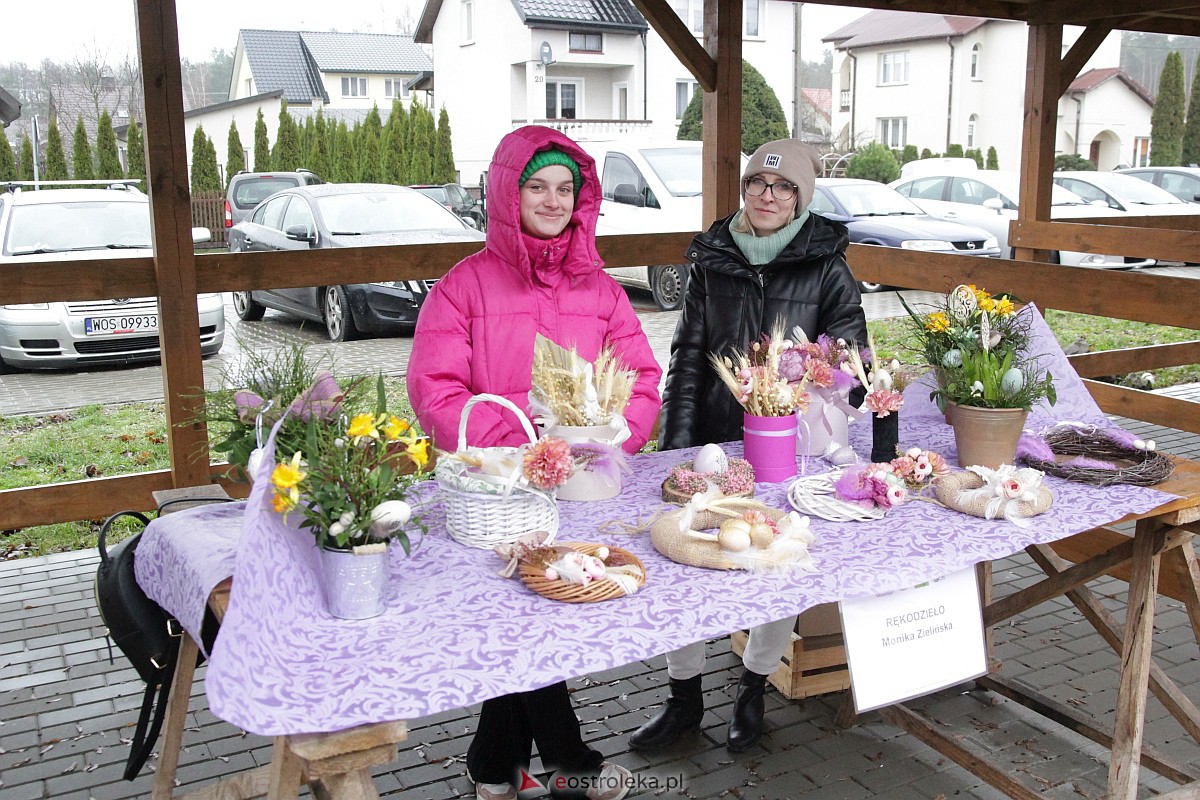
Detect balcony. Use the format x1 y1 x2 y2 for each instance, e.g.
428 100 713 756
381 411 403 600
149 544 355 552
839 89 851 111
513 118 655 139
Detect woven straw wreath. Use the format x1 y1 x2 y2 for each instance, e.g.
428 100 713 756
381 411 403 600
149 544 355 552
934 471 1053 518
518 543 646 603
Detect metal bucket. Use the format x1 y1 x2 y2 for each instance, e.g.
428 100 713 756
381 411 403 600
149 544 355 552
319 546 389 620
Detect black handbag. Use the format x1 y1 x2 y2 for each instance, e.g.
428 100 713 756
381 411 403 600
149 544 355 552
94 500 226 780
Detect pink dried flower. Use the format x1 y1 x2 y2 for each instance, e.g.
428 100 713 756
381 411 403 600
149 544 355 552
778 347 806 383
865 389 905 416
523 436 574 490
806 359 836 388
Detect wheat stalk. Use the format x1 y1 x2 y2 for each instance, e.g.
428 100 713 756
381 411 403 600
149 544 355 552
530 335 638 426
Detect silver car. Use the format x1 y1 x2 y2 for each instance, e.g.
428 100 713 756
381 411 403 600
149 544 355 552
0 185 224 372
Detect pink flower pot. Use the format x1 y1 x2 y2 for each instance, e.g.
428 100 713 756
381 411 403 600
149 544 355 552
743 412 798 483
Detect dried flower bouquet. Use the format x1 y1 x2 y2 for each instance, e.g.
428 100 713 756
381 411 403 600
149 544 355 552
529 334 637 427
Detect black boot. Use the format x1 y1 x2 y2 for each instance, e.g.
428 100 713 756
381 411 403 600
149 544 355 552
629 675 704 751
726 669 769 752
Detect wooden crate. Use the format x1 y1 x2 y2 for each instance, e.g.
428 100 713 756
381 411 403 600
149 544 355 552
730 605 850 700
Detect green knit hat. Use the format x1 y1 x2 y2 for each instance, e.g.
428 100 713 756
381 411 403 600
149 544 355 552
519 148 583 195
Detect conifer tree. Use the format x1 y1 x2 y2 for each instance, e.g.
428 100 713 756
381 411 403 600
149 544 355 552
408 103 434 183
678 60 787 153
986 146 999 169
434 106 457 183
920 148 934 159
1152 51 1186 166
899 144 919 165
226 121 246 188
272 102 302 171
19 135 34 180
306 109 331 180
332 120 354 182
0 125 15 181
253 108 271 170
96 111 124 179
299 116 314 163
357 104 385 182
126 121 147 186
384 99 409 184
945 143 964 158
72 115 95 181
1182 54 1200 165
191 125 222 193
44 119 70 181
844 141 900 183
965 147 984 168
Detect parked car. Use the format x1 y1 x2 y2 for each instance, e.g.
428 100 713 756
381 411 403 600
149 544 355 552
810 178 1001 292
1052 171 1200 217
577 140 747 311
409 183 485 230
0 184 224 372
227 183 485 341
225 169 323 229
1114 166 1200 203
889 169 1153 268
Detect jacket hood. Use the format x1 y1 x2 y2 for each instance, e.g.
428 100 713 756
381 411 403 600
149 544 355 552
485 125 604 282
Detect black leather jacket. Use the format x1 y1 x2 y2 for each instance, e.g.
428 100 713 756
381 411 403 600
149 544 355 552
660 211 869 451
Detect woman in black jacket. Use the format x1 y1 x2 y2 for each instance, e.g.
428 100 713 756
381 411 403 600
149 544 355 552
631 139 868 754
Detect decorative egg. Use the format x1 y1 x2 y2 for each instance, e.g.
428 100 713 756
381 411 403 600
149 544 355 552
827 445 858 467
246 448 266 479
942 348 963 368
693 443 729 474
370 500 412 532
717 518 752 552
749 524 776 550
1000 367 1025 395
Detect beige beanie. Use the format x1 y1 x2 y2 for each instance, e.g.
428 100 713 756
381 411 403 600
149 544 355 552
741 139 822 208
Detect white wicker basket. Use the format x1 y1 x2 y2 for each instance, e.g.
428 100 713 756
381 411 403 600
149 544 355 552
435 394 559 549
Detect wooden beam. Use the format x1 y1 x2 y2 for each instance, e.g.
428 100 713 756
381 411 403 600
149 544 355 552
1082 380 1200 434
1030 0 1200 26
134 0 209 489
1059 24 1113 96
1069 341 1200 378
633 0 716 92
701 0 743 225
1010 218 1200 265
1064 214 1200 231
1016 23 1062 274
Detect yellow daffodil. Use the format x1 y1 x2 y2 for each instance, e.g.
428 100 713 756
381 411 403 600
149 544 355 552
347 413 379 444
978 296 996 313
271 451 306 491
969 284 991 305
993 297 1015 316
382 415 410 441
272 491 295 514
406 437 430 469
924 312 950 332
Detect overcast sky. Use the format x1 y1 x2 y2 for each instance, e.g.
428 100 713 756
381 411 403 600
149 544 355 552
7 1 861 66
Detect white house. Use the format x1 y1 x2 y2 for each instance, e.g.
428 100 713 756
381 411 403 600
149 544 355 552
415 0 803 185
824 10 1152 170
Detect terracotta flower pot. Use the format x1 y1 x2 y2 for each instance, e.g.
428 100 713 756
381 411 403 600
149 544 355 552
950 405 1029 470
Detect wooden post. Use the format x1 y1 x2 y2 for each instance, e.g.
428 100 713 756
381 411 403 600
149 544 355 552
134 0 211 489
701 0 743 225
1013 24 1061 263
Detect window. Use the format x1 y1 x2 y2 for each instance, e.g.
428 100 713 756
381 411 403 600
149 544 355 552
808 188 835 215
676 80 698 120
341 77 367 98
461 0 474 44
673 0 703 34
546 81 579 119
384 78 409 99
744 0 762 36
569 32 602 52
281 195 316 233
879 51 909 85
970 44 981 79
600 153 658 208
951 177 1014 209
901 177 948 201
1132 137 1151 168
967 114 978 148
878 117 907 148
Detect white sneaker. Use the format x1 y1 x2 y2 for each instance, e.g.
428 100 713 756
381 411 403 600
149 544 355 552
585 762 632 800
475 781 517 800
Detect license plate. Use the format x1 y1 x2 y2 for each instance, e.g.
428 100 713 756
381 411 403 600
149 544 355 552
84 315 159 335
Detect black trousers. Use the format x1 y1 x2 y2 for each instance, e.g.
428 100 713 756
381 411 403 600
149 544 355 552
465 682 603 786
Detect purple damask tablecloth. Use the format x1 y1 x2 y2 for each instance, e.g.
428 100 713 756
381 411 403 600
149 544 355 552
134 306 1180 736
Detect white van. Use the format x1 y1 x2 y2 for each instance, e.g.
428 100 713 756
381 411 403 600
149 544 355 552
897 157 981 181
578 140 745 310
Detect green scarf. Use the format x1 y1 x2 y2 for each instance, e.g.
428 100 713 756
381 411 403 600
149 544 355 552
730 209 810 266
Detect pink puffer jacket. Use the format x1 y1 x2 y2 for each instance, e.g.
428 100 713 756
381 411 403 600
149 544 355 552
407 126 662 454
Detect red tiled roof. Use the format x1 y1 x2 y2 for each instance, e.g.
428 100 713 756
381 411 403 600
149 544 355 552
823 9 989 48
800 87 832 122
1067 67 1155 106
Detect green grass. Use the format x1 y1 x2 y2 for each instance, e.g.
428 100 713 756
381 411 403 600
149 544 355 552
3 313 1197 559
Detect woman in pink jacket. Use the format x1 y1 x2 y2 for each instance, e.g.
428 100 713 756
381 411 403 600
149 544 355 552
408 126 660 800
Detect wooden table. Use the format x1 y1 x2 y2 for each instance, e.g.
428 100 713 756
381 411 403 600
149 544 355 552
148 487 408 800
874 457 1200 800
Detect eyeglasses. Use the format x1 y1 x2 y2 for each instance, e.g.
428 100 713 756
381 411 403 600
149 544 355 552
744 177 798 201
